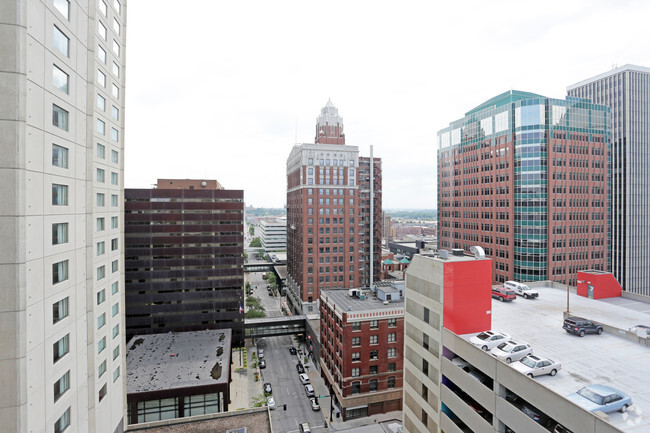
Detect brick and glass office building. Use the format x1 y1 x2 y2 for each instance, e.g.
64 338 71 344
568 65 650 296
437 91 610 285
320 288 404 420
124 180 245 344
286 100 382 318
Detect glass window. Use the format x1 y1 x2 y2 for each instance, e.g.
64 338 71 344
53 370 70 401
112 61 119 77
112 39 119 55
97 313 105 329
388 347 396 358
52 65 69 94
52 144 68 168
97 143 105 158
52 297 69 324
111 216 118 229
96 118 105 134
98 360 106 377
113 0 121 14
388 332 396 343
98 21 107 40
96 193 105 207
98 336 106 353
111 194 118 206
97 289 105 305
113 18 120 34
111 127 118 141
97 45 106 63
97 217 105 231
52 184 68 205
97 241 104 255
111 238 118 250
352 352 360 361
53 334 69 363
52 222 68 245
111 281 118 294
111 302 119 316
111 105 119 120
352 322 361 331
53 26 69 57
111 172 118 185
112 345 119 360
352 337 360 346
96 168 105 183
112 324 119 338
111 150 119 163
97 265 105 280
111 259 118 273
113 367 120 382
99 0 107 15
98 70 106 87
388 318 396 327
369 379 378 391
98 383 107 401
387 376 396 388
351 368 360 377
351 382 360 394
388 363 396 372
111 83 119 98
97 94 106 110
54 407 71 433
370 335 378 344
53 0 70 19
52 104 68 131
370 320 378 329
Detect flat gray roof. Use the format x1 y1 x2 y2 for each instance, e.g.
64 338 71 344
479 286 650 430
321 289 404 312
126 329 231 394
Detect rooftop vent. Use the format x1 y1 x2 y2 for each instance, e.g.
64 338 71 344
470 245 485 259
439 250 450 259
452 248 464 256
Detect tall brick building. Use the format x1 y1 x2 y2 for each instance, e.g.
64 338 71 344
124 179 245 343
437 91 610 285
320 288 404 420
286 100 382 317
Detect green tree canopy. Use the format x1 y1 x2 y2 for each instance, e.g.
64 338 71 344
249 237 261 247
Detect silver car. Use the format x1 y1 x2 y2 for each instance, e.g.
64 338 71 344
469 330 510 351
512 355 561 377
490 340 532 363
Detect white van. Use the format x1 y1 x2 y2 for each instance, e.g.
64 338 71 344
504 281 539 299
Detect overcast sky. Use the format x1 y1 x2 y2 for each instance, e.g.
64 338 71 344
125 0 650 209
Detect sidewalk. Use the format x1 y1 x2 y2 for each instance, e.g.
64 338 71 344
229 341 263 411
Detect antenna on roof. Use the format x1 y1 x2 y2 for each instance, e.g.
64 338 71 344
295 116 298 145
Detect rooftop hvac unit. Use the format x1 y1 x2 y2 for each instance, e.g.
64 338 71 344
439 250 450 259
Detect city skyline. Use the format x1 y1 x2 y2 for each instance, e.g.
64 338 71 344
125 0 650 208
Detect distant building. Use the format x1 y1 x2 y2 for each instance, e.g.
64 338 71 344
259 218 287 252
156 178 223 190
383 212 392 242
286 100 382 318
126 329 231 424
124 180 245 344
438 90 610 284
320 288 404 421
568 65 650 296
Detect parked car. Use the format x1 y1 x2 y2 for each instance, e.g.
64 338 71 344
258 348 265 359
470 331 510 351
492 286 517 302
305 384 315 397
289 346 297 355
451 357 471 372
259 359 266 369
266 396 276 410
630 325 650 336
563 316 603 337
504 280 539 299
512 355 561 377
299 422 311 433
490 340 532 363
554 423 574 433
566 385 632 413
522 403 554 428
296 362 305 374
299 373 310 385
310 398 320 411
263 382 272 394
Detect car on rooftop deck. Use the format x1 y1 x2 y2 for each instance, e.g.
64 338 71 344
490 340 532 363
512 355 561 378
566 384 632 413
470 331 510 351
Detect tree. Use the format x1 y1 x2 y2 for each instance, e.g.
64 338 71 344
249 225 255 235
249 237 261 248
246 309 266 319
251 393 268 408
246 296 264 310
245 282 251 290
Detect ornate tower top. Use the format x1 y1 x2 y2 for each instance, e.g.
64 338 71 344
315 98 345 145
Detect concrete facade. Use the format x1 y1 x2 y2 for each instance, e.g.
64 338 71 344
0 1 127 432
568 65 650 296
259 218 286 252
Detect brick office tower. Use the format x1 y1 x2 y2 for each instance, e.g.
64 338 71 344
286 100 382 318
568 65 650 295
437 91 610 285
320 288 404 420
124 180 245 344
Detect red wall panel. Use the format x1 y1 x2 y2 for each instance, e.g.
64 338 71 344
443 260 492 334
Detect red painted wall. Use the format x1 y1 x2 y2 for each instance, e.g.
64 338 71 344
577 271 622 299
443 260 492 335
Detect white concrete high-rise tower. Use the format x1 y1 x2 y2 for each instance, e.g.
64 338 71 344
0 1 127 432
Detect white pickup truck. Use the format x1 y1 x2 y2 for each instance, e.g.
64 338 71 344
504 281 539 299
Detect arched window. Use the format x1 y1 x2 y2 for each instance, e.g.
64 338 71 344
369 379 378 392
351 382 361 394
387 377 396 388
